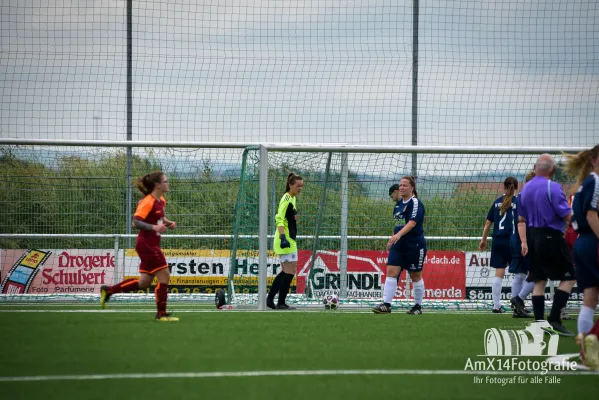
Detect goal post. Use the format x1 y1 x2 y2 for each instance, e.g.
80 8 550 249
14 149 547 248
231 144 585 310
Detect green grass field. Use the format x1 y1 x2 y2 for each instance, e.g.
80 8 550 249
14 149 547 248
0 304 597 400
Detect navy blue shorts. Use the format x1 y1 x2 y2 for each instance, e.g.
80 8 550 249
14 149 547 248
387 240 427 272
508 234 529 274
490 237 511 269
574 234 599 290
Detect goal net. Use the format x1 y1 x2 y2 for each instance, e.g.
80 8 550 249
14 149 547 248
228 146 580 310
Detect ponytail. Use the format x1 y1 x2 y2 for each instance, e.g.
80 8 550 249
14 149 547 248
564 144 599 194
135 171 164 195
500 176 518 216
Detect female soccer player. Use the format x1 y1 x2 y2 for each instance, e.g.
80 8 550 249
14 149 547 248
266 173 304 310
565 144 599 370
509 172 535 318
479 177 518 313
100 171 178 321
372 176 426 315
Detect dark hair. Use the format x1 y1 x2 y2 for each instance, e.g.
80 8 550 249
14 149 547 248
285 173 303 193
388 184 399 196
500 176 518 216
400 176 418 198
135 171 165 195
564 144 599 194
524 170 536 183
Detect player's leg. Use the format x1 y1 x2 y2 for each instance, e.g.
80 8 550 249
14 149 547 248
154 267 178 321
490 239 509 313
543 235 575 336
574 238 599 368
276 256 297 310
267 258 284 309
372 258 401 314
407 270 423 315
100 256 144 308
406 243 426 314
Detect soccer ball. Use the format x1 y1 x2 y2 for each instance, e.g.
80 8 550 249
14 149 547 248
323 294 339 310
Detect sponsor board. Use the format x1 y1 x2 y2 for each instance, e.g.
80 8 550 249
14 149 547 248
0 249 117 294
465 252 583 301
296 250 465 300
123 249 293 293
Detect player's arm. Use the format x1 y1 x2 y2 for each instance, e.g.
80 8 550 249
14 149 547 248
275 196 291 247
132 217 166 233
479 220 492 251
587 210 599 239
163 216 176 229
517 216 528 256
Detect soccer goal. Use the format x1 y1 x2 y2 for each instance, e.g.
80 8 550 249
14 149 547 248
228 144 585 311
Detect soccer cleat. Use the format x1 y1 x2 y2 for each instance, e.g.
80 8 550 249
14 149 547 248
512 310 533 318
407 304 422 315
100 285 111 309
492 308 506 314
510 296 530 317
266 299 277 310
155 313 179 322
560 308 574 321
275 303 296 310
372 303 392 314
584 334 599 371
542 321 574 337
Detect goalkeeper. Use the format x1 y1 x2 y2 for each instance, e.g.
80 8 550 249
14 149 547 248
266 173 304 310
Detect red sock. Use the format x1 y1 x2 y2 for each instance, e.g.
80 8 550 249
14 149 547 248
155 282 168 314
108 278 139 294
589 319 599 336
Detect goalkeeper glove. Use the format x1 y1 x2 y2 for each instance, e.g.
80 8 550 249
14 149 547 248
280 234 291 249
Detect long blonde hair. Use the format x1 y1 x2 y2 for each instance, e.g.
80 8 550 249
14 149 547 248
563 144 599 193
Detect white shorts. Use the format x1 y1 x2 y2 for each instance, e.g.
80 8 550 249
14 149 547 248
279 252 298 263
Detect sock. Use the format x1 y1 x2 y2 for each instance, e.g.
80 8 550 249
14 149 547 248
413 279 425 306
268 272 285 301
492 277 503 309
548 289 570 322
577 305 595 335
512 273 526 298
518 281 534 301
277 273 294 305
155 282 168 314
383 276 398 305
108 278 139 294
532 295 545 321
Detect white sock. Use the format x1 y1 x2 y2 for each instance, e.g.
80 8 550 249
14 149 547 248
383 276 398 304
518 281 534 301
578 305 595 335
512 273 526 298
492 276 503 309
413 279 425 306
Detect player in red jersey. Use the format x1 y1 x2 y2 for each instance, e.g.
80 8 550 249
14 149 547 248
100 171 178 321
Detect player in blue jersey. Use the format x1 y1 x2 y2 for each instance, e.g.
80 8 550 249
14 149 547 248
479 177 518 313
373 176 426 315
509 172 535 318
565 144 599 370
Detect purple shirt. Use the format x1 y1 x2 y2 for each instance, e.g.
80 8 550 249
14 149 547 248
518 176 571 232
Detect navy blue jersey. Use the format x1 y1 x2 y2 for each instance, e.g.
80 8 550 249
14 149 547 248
572 172 599 235
486 194 516 238
393 196 425 242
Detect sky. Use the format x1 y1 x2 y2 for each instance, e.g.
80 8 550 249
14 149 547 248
1 0 597 148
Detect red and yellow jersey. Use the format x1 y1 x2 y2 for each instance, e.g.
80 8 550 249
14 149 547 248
134 195 166 246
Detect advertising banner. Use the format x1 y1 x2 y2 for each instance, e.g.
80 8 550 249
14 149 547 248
0 249 117 294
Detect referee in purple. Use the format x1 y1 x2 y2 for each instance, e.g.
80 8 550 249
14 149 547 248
516 153 575 336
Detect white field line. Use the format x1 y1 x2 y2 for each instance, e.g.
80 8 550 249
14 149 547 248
0 368 597 383
0 309 521 314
